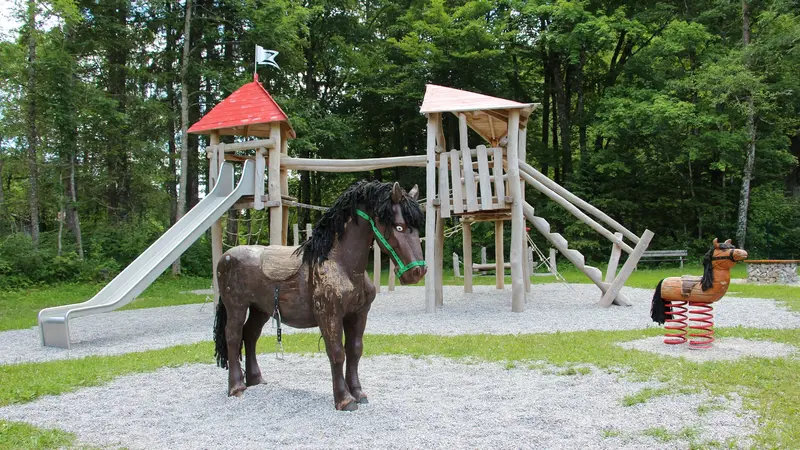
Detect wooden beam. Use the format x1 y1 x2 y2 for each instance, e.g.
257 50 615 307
495 220 504 290
213 138 275 152
604 232 624 285
476 145 492 210
438 152 450 218
435 214 444 307
268 124 282 245
463 220 473 293
281 138 290 246
281 155 426 172
599 230 654 307
210 132 223 306
506 109 525 312
450 150 464 214
425 113 439 313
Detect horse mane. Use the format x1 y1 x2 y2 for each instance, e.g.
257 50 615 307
295 180 425 266
701 241 735 291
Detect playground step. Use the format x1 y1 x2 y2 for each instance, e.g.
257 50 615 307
549 233 569 250
563 249 585 268
523 202 631 306
530 216 551 233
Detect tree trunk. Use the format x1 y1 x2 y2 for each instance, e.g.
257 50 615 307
551 88 560 184
67 152 84 258
541 50 550 177
576 50 588 172
176 0 193 275
736 0 756 248
552 58 573 182
26 0 40 245
0 159 5 217
789 133 800 197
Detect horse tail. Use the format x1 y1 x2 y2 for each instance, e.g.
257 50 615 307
213 298 229 369
650 279 669 325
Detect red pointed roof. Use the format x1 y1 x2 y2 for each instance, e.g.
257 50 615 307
188 78 295 138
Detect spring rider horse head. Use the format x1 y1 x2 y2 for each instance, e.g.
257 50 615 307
213 180 426 410
650 238 748 349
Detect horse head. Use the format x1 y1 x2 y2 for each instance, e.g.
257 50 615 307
709 238 749 269
378 182 427 285
701 238 748 290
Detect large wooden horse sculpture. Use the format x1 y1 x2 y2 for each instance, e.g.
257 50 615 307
213 181 426 410
650 238 748 349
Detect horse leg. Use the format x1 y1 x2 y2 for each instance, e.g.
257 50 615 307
225 305 248 397
243 307 270 386
318 317 357 411
344 311 369 404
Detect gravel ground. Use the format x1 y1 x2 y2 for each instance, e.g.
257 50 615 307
3 284 800 365
618 336 797 362
0 355 757 450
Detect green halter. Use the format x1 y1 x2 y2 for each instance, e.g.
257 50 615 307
356 209 426 277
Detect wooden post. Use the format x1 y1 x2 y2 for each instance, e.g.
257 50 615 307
293 223 299 246
281 135 290 245
210 132 223 306
519 127 529 293
435 212 444 307
495 220 504 289
306 223 312 241
506 109 525 312
453 253 460 278
463 220 473 293
549 248 557 275
388 260 396 291
599 230 655 307
373 241 381 294
425 113 439 313
268 123 282 245
604 232 624 285
254 149 266 210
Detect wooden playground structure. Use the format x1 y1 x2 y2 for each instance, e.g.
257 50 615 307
193 80 653 313
37 75 654 348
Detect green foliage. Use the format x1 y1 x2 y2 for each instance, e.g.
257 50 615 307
0 420 75 450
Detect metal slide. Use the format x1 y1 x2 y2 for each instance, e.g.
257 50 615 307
38 161 256 348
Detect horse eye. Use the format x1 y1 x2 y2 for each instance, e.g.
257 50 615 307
395 225 404 232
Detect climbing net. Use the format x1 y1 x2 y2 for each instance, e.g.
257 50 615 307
222 209 269 249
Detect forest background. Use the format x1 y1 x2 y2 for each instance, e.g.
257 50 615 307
0 0 798 288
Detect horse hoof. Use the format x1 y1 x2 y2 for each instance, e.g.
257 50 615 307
337 401 359 411
357 396 369 404
246 375 263 386
228 384 246 397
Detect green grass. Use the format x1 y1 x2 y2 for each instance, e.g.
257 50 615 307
1 328 799 448
0 276 211 332
0 420 76 450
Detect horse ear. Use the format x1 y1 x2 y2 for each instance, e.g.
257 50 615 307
391 182 403 203
408 184 420 201
713 238 719 248
724 239 732 245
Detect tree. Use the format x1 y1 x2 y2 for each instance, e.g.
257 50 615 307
736 0 757 248
25 0 40 245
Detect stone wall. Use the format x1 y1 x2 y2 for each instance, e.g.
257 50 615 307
746 262 799 284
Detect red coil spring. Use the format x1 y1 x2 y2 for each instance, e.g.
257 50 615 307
663 300 688 345
688 302 714 349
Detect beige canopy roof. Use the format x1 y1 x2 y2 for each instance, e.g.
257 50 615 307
420 84 538 144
